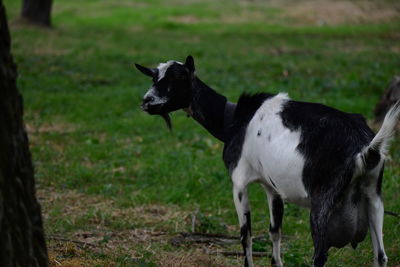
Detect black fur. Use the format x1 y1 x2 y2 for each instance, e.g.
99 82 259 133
189 78 232 142
278 100 377 266
138 57 392 267
327 186 368 249
138 58 237 141
269 196 284 233
157 62 193 113
269 176 277 189
313 251 328 267
223 93 273 172
240 214 251 247
245 211 252 235
378 250 387 265
184 56 195 72
364 148 381 170
280 101 375 195
224 101 236 131
135 64 155 77
269 198 283 267
377 164 384 195
240 211 252 267
139 62 192 116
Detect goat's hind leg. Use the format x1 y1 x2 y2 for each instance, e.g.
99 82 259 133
310 191 340 267
366 167 388 267
310 205 329 267
368 195 387 267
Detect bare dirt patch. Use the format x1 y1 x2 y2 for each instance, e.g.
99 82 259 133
169 15 201 24
48 243 106 267
155 249 237 267
37 187 187 231
38 187 250 266
33 42 71 56
25 120 77 152
282 0 400 25
38 188 191 265
169 0 400 26
220 10 270 24
9 24 71 56
26 120 76 135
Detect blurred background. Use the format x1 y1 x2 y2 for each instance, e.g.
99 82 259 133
3 0 400 266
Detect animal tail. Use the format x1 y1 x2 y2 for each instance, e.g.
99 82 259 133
358 100 400 170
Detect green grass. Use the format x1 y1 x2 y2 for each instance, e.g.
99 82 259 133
4 0 400 266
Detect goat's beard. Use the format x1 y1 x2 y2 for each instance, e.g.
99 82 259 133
160 113 172 130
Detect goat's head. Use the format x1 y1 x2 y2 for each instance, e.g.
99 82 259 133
135 55 195 129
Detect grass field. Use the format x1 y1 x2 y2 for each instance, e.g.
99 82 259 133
4 0 400 266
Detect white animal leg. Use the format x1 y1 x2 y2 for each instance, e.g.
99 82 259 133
231 161 254 267
233 184 253 267
368 195 387 267
266 189 284 267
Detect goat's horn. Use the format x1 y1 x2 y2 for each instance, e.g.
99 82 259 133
161 113 172 130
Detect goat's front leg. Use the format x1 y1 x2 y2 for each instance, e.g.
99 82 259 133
233 184 253 267
267 191 284 267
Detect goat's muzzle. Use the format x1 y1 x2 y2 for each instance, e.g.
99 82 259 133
141 101 172 130
141 101 163 115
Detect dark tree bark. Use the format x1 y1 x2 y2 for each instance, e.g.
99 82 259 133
0 2 49 266
21 0 52 27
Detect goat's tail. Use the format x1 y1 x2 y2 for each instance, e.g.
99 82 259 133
358 100 400 171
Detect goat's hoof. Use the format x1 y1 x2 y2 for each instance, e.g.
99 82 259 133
271 257 283 267
375 254 388 267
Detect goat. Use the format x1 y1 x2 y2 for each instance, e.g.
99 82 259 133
135 56 400 267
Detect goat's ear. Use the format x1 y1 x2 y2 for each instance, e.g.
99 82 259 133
135 64 155 78
184 55 195 73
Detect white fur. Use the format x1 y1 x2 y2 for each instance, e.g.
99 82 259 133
369 197 387 267
362 165 388 267
370 100 400 155
356 100 400 174
157 60 183 81
239 93 309 206
143 87 168 105
231 94 397 267
230 93 308 267
231 160 255 266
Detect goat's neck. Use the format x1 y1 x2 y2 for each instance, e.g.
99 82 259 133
186 77 235 143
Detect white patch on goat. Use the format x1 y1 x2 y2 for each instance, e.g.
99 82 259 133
157 60 183 81
143 87 168 105
240 93 309 206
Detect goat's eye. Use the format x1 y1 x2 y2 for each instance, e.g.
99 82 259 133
175 75 186 81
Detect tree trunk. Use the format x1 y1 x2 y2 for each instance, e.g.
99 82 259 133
21 0 52 27
0 2 49 266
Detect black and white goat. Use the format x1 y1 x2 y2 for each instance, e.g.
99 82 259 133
135 56 400 267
